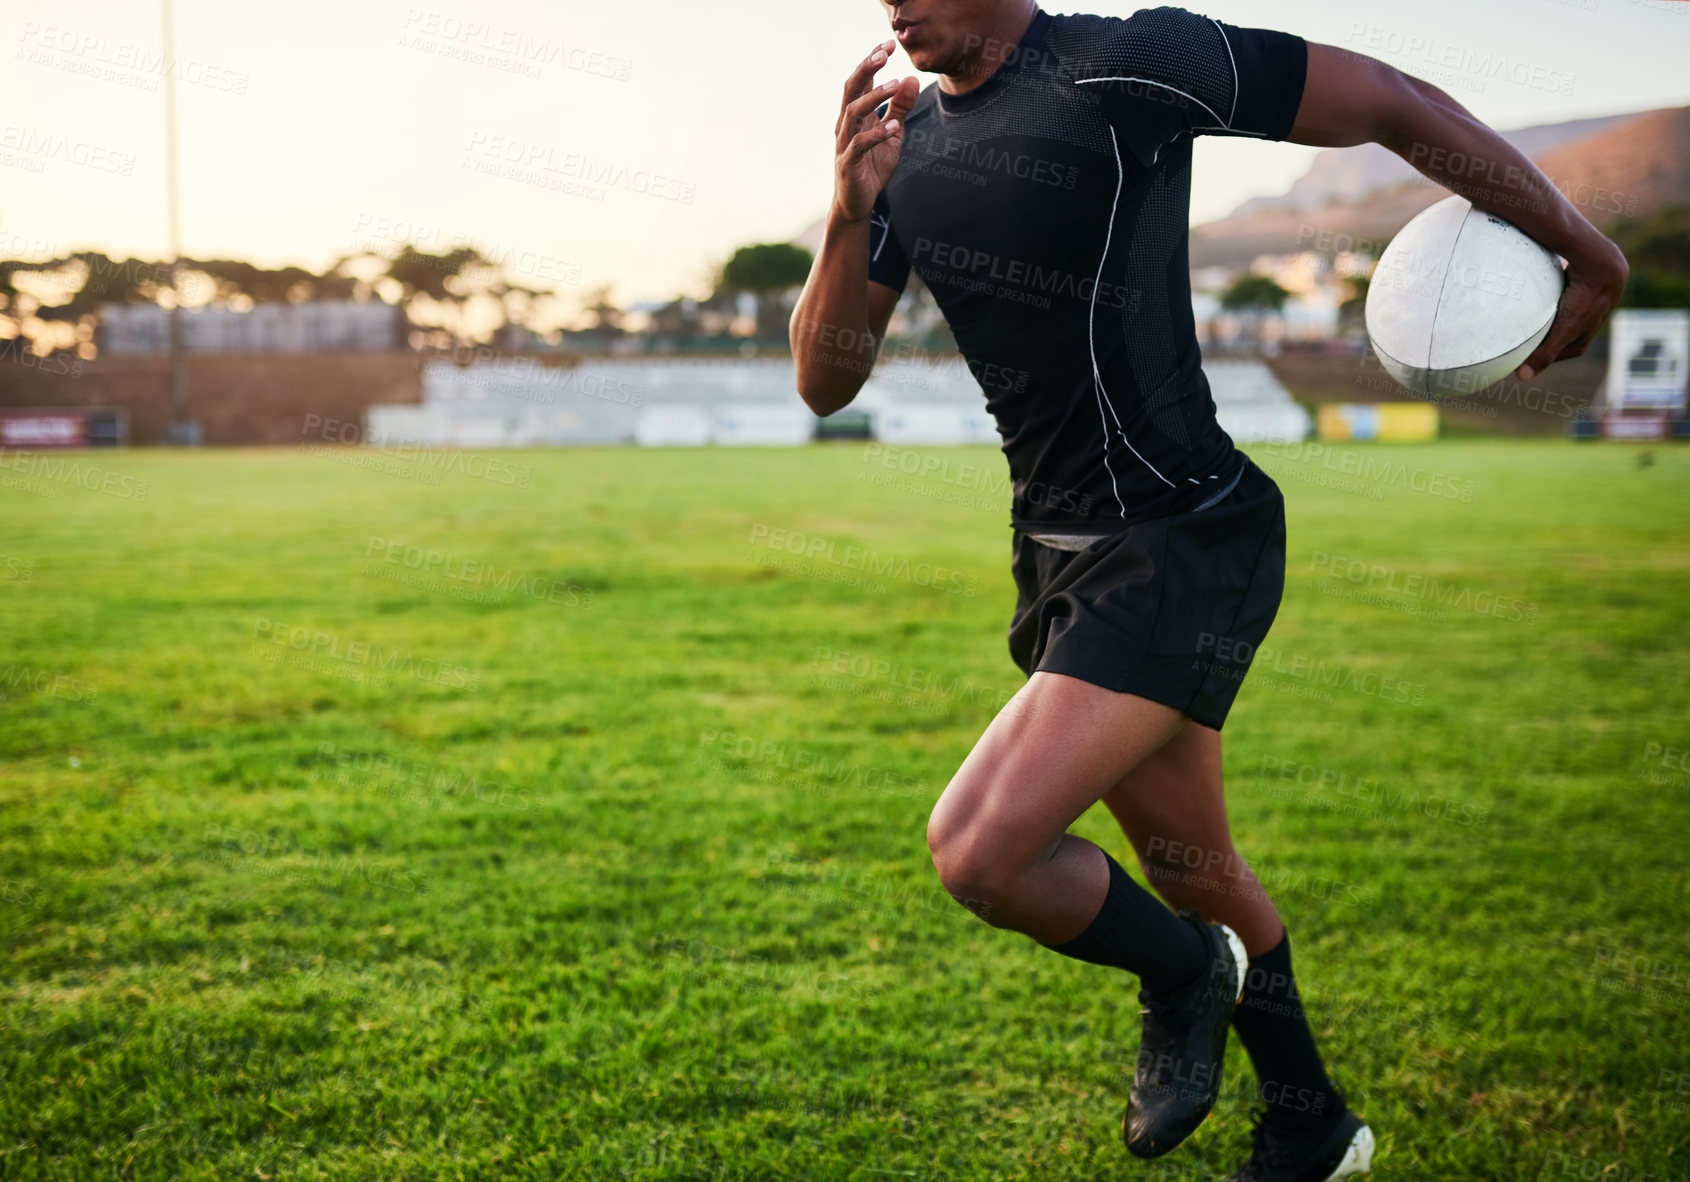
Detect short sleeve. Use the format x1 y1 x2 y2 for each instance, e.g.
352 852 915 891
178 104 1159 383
864 99 911 294
867 185 910 295
1050 7 1307 166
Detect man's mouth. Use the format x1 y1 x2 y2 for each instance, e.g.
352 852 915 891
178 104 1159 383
894 20 919 44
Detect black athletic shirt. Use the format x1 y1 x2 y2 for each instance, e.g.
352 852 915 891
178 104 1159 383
867 6 1308 534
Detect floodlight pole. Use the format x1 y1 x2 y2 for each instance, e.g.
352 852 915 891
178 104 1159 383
162 0 195 445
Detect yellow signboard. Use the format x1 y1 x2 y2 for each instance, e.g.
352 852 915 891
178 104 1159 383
1318 403 1439 442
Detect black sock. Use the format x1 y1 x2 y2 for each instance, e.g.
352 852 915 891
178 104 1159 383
1231 930 1343 1128
1041 849 1208 993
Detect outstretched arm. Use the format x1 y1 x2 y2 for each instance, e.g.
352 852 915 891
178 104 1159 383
1287 43 1628 381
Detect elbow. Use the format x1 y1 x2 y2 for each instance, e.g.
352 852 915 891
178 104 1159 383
795 359 862 417
796 374 852 418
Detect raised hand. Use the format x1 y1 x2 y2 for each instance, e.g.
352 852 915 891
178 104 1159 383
833 40 921 224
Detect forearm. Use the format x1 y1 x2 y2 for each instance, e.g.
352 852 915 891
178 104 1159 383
790 207 880 416
1292 42 1628 378
1377 74 1624 276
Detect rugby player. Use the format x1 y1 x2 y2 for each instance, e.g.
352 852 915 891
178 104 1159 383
790 3 1626 1178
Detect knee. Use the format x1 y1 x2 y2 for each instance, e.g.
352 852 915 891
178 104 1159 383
926 808 1020 925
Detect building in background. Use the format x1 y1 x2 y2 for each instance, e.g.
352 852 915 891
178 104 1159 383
97 300 405 356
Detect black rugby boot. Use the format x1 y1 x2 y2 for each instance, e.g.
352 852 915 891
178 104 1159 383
1123 911 1246 1158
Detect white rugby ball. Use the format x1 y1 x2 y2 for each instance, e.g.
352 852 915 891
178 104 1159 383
1365 195 1566 398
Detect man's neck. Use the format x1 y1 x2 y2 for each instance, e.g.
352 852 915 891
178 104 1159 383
938 2 1039 97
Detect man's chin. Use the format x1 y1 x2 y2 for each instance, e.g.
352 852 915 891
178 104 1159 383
903 42 952 74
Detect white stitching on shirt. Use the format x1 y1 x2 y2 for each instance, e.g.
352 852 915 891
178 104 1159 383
870 211 892 262
1092 126 1176 494
1209 17 1240 130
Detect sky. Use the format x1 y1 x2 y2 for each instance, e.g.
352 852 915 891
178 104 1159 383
3 0 1687 317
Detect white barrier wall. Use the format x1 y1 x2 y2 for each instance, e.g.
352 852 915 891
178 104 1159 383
362 357 1310 448
873 405 1001 446
711 404 816 446
634 407 712 447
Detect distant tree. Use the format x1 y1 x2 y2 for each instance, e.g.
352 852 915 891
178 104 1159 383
1219 273 1291 353
1609 204 1690 309
0 241 575 356
582 284 625 348
192 259 326 304
359 244 518 346
1220 273 1292 313
3 252 176 354
718 242 814 339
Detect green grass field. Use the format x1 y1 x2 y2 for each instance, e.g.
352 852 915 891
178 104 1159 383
3 439 1688 1181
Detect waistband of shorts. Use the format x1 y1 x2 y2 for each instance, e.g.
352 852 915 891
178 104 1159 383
1021 458 1251 550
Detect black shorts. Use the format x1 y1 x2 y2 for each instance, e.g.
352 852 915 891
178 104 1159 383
1007 458 1287 730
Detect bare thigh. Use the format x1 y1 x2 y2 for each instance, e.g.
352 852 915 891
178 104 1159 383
925 671 1187 942
1099 722 1284 955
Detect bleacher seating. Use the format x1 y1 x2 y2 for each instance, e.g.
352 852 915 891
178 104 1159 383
362 357 1310 447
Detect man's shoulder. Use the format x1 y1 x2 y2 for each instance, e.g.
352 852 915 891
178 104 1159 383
1044 6 1222 78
